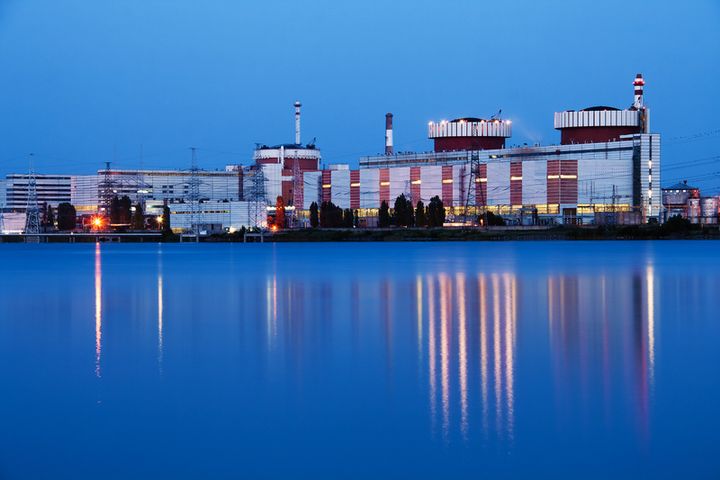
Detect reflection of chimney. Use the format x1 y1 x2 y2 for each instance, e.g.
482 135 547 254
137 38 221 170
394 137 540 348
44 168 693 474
385 113 394 155
294 101 302 145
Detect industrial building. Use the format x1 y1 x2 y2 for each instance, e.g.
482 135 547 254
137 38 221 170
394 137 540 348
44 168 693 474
4 74 709 234
298 74 661 224
661 181 718 225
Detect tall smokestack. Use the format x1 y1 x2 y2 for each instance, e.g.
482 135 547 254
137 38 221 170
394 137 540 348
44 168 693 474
633 73 644 110
385 113 394 155
294 101 302 145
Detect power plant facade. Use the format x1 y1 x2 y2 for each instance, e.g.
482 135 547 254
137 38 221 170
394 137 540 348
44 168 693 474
297 73 659 223
0 74 684 233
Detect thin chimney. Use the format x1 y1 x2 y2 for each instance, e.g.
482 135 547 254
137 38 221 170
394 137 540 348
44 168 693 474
385 113 394 155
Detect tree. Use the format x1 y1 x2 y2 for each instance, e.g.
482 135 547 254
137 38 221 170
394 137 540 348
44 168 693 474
309 202 319 228
427 196 446 227
353 210 360 228
132 203 144 230
664 214 691 233
46 204 55 230
275 196 285 229
162 205 172 233
343 208 354 228
415 200 427 227
320 201 343 228
378 200 390 227
110 195 132 225
56 203 76 231
485 211 506 226
393 194 414 227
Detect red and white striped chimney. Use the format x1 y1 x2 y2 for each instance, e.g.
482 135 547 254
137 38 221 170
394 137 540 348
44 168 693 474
633 74 644 109
294 101 302 145
385 113 394 155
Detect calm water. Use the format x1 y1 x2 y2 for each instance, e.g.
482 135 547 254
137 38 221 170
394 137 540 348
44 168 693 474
0 241 718 479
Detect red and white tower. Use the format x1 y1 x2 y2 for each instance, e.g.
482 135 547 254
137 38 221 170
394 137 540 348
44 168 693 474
385 113 394 155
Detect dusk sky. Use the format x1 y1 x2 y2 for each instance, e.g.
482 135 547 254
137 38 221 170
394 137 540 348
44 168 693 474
0 0 718 190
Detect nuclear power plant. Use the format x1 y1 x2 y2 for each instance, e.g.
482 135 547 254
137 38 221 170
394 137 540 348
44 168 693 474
3 73 712 235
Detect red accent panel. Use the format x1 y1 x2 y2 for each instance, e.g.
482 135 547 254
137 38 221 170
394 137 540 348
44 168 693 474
433 137 506 152
282 158 319 171
281 179 292 205
560 160 578 204
547 160 560 205
559 126 641 145
322 170 331 203
476 164 487 206
410 167 421 205
350 170 360 210
547 160 578 205
442 166 453 207
379 169 390 204
510 162 522 206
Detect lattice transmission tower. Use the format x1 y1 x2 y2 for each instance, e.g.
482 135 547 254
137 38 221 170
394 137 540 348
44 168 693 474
188 147 201 240
247 167 267 230
462 151 483 225
25 157 41 237
99 161 115 219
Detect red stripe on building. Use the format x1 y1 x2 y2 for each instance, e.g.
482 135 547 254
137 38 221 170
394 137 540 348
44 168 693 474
410 167 421 205
560 160 578 204
547 160 560 205
322 170 331 203
476 164 487 206
442 165 453 206
510 161 522 206
350 170 360 210
379 169 390 205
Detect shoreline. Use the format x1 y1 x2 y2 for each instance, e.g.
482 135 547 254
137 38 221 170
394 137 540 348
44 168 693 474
3 225 717 243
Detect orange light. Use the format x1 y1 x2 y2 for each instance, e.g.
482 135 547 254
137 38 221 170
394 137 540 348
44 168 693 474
271 225 278 232
91 216 104 230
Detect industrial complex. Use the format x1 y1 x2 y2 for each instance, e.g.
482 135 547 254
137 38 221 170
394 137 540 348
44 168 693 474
0 74 714 235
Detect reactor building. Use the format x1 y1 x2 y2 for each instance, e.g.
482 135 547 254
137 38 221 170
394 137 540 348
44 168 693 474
298 73 660 224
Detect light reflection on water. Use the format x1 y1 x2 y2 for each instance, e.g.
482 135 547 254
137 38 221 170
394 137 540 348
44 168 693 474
0 242 718 478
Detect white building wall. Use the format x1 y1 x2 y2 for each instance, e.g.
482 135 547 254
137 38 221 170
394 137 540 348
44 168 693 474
452 164 468 206
420 166 442 203
578 153 633 205
331 170 351 209
359 169 379 209
486 162 510 205
260 164 282 203
71 175 100 213
522 161 547 205
303 171 321 210
389 167 411 202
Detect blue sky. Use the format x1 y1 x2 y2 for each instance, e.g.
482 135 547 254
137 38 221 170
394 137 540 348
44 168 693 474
0 0 718 190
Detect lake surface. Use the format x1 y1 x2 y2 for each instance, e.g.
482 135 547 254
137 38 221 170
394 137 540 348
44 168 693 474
0 241 718 479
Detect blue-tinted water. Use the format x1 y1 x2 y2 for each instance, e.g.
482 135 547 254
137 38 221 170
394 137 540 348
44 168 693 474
0 242 718 479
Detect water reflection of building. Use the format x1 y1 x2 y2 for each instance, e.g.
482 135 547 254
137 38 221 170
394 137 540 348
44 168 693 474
547 265 656 435
94 243 102 378
421 272 517 443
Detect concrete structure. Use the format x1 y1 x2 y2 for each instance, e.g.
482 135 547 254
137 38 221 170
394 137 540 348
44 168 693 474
145 200 268 233
3 174 72 210
304 74 660 224
662 181 700 220
253 101 321 208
